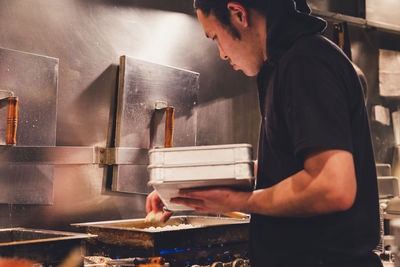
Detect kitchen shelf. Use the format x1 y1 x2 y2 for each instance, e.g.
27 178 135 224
312 9 400 35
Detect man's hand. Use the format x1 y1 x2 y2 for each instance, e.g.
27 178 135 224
146 190 173 222
170 188 251 214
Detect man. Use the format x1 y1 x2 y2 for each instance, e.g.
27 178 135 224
146 0 382 266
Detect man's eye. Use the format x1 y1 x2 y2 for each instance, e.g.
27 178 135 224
212 36 217 41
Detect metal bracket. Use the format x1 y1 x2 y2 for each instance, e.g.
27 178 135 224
99 147 149 165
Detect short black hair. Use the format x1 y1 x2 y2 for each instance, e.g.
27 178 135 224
193 0 268 39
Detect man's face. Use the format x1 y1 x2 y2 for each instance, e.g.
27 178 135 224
197 9 264 77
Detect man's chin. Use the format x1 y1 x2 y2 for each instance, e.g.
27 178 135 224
241 69 258 77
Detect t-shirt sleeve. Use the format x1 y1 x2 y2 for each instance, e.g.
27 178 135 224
281 54 354 160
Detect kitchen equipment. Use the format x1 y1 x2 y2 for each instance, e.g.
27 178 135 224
111 56 198 194
72 216 249 267
0 90 18 145
378 177 400 199
379 49 400 97
377 164 392 177
147 144 254 211
0 228 94 266
0 47 58 205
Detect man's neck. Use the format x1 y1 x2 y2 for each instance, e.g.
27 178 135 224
248 9 267 62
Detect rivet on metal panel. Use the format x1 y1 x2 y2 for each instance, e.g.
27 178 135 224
154 101 168 110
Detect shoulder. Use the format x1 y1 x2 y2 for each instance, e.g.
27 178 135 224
282 34 345 63
277 34 355 85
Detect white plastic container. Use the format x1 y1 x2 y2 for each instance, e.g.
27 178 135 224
147 144 255 211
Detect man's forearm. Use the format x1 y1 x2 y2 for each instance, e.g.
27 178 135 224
241 151 357 217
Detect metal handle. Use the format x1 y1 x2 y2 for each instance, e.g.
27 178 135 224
164 107 174 148
6 97 18 145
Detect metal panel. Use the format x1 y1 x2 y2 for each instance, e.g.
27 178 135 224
112 56 198 194
0 47 58 204
308 0 364 18
0 165 54 205
366 0 400 27
379 49 400 97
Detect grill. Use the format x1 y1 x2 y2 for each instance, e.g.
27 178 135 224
0 228 93 266
73 216 250 267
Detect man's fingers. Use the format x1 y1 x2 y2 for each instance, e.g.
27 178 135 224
151 194 162 213
161 211 173 223
146 195 152 213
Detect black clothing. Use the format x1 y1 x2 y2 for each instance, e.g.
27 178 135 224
250 1 381 267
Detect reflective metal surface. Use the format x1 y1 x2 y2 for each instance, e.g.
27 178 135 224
99 147 148 165
0 146 97 164
113 56 198 194
0 47 58 205
0 47 58 147
0 227 93 246
72 215 249 248
379 49 400 97
0 228 93 265
308 0 365 18
366 0 400 28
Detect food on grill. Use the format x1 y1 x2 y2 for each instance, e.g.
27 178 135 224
144 223 198 231
84 256 111 265
145 211 163 223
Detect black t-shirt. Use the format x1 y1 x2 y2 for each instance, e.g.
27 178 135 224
250 34 381 267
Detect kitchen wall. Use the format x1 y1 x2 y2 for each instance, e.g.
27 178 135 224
0 0 398 230
0 0 258 230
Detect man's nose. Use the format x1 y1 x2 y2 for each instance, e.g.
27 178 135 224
218 46 228 61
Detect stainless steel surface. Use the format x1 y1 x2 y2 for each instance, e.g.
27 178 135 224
0 227 93 246
379 49 400 97
0 146 98 164
115 56 198 149
73 216 249 232
112 56 199 194
0 90 14 99
72 215 249 248
311 9 400 35
377 163 392 177
386 197 400 215
0 228 94 265
99 147 148 165
366 0 400 28
308 0 364 18
0 47 58 146
0 47 58 205
312 9 366 27
378 177 399 199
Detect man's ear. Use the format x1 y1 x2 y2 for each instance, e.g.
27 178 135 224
227 2 248 27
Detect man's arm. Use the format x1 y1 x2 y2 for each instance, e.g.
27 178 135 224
171 149 357 217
